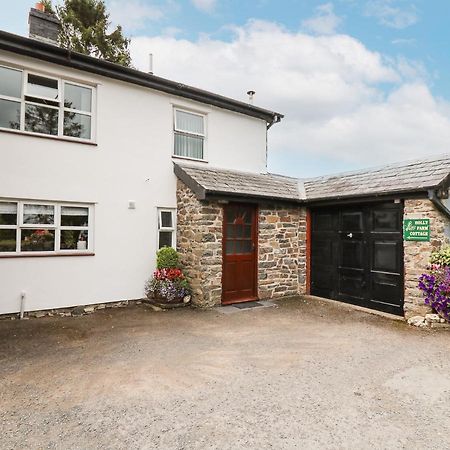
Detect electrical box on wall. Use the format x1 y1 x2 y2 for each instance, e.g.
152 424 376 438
128 201 136 209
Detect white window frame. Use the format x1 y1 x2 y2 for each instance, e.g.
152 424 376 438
157 208 176 249
0 64 96 143
173 108 207 161
0 199 94 256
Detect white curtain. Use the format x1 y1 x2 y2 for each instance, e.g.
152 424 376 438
174 133 203 159
176 110 204 134
0 202 17 214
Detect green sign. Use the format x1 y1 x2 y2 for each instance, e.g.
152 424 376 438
403 219 430 241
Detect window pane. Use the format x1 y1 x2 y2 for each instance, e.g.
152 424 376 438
25 104 58 136
64 83 92 112
225 240 234 254
176 110 204 134
0 202 17 225
23 204 55 225
0 66 22 98
21 229 55 252
241 240 252 253
160 211 173 228
64 111 91 139
60 230 88 250
27 74 58 100
174 133 204 159
61 206 89 227
0 99 20 130
0 229 16 252
159 231 173 249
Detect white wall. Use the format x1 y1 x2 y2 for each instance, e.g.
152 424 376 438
0 50 268 314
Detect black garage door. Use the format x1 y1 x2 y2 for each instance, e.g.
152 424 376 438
310 201 404 315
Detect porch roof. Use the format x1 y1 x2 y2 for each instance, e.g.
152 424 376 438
174 153 450 203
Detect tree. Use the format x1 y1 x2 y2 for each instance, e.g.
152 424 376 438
44 0 131 67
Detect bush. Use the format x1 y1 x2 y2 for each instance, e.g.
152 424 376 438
430 247 450 266
157 247 179 269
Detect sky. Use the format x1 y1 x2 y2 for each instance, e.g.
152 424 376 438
2 0 450 177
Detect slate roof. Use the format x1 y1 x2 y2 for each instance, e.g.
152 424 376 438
174 153 450 203
303 153 450 201
174 164 301 201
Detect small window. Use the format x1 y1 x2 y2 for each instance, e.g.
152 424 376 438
174 109 205 160
0 66 22 131
157 208 176 249
60 206 89 251
0 200 93 255
0 202 18 252
0 66 22 98
63 83 92 140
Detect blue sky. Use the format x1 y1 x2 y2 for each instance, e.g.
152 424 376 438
2 1 450 177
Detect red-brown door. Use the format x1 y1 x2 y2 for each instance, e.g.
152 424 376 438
222 203 258 304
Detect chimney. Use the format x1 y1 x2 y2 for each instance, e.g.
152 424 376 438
247 90 255 104
28 2 60 45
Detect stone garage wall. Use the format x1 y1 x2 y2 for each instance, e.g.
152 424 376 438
404 198 450 318
176 180 223 307
258 204 307 299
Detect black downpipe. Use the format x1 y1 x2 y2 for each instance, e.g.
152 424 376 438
428 190 450 218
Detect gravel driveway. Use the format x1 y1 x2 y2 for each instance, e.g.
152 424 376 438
1 297 450 450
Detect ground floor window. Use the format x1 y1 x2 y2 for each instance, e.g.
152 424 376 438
0 200 93 255
157 208 176 249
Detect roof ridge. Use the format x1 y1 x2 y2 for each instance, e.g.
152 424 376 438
303 152 450 182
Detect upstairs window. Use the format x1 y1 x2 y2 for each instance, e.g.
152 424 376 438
174 109 205 160
0 65 94 141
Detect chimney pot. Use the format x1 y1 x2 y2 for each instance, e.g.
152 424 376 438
35 2 45 12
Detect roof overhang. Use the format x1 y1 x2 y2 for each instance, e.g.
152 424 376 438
0 30 283 124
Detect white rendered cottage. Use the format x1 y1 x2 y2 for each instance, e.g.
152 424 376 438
0 8 282 315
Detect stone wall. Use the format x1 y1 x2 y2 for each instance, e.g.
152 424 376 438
176 180 223 307
258 204 307 299
404 198 450 318
176 181 307 307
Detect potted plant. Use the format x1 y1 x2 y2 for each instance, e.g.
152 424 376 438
418 247 450 322
144 247 191 309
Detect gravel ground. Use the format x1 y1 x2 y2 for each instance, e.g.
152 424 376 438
1 297 450 450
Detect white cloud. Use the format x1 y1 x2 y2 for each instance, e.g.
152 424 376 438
130 19 450 175
301 3 343 35
109 0 164 32
191 0 217 13
365 0 418 29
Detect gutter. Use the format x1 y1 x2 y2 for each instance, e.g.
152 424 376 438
267 114 282 130
0 30 283 124
428 189 450 218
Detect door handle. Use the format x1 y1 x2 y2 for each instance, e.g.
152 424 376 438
347 233 353 238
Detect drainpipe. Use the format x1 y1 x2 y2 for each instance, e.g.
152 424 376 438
428 189 450 218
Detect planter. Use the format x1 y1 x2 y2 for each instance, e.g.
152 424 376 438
145 294 191 310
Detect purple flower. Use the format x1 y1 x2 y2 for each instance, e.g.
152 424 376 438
418 266 450 321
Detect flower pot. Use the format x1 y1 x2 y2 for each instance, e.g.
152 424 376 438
145 293 190 309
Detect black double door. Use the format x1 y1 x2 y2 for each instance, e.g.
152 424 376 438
311 202 404 315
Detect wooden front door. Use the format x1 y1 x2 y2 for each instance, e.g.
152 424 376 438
222 203 258 304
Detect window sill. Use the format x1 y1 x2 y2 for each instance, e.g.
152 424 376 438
0 127 97 146
0 252 95 259
172 155 208 163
